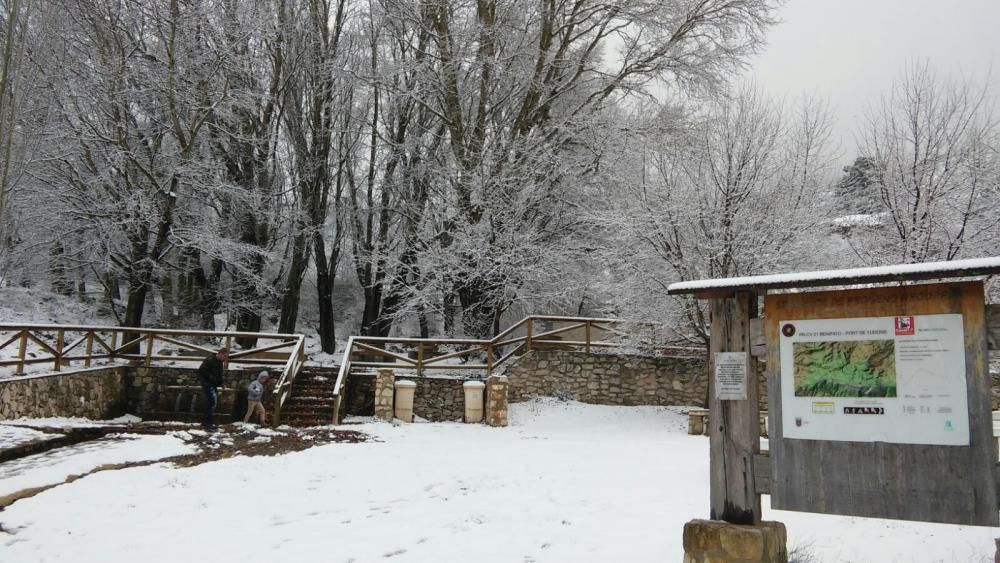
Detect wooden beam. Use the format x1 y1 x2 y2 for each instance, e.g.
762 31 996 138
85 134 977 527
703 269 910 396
16 330 27 373
749 318 767 358
753 452 771 495
708 292 761 525
84 332 94 368
353 342 417 365
987 304 1000 350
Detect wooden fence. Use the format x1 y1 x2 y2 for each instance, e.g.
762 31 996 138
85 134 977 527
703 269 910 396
0 324 306 424
329 316 641 422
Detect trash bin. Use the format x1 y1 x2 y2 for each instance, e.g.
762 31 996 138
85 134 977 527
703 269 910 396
463 381 486 423
394 380 417 422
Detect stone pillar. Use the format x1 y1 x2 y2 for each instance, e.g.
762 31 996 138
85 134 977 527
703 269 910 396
485 375 508 427
374 369 395 422
683 519 787 563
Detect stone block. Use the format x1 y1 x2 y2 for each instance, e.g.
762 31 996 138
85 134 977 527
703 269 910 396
683 519 786 563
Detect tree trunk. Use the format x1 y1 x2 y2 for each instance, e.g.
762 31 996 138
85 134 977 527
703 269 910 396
278 232 310 334
457 278 497 339
49 241 73 296
314 234 337 353
234 251 266 348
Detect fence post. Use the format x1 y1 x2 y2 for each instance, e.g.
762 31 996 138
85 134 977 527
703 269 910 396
110 331 118 359
16 330 27 374
84 331 94 368
486 343 494 376
144 333 155 366
417 341 424 377
526 320 532 352
55 329 65 371
224 335 232 368
584 321 591 354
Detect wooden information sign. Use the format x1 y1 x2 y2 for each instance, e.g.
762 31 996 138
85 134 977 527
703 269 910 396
765 282 997 526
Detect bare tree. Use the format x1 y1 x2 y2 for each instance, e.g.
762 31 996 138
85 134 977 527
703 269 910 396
0 0 35 277
411 0 781 337
852 64 1000 264
598 86 835 343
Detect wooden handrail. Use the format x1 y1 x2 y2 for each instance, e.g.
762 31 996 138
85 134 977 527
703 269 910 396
329 315 630 423
271 334 306 426
0 323 301 339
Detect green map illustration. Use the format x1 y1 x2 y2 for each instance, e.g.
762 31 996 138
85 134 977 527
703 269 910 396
793 340 897 397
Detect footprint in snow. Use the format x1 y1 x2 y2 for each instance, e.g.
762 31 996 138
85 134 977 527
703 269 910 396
383 548 406 558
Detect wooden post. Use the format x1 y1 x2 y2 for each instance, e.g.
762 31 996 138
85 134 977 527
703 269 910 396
224 335 232 368
84 331 94 368
526 321 532 352
708 291 761 525
54 329 64 371
144 333 155 367
486 344 494 376
417 341 424 377
16 330 27 374
110 331 118 358
584 321 591 353
331 394 342 426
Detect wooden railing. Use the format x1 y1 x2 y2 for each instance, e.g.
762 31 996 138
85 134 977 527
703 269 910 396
0 324 306 424
330 316 631 422
271 335 307 426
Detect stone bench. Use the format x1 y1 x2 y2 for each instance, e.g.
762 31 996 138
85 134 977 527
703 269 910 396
688 408 709 435
688 409 769 437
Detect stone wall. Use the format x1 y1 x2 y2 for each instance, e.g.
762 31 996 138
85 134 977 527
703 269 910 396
504 350 707 407
345 372 375 415
505 350 770 409
411 377 465 422
125 365 276 423
0 364 278 423
0 367 127 420
342 372 467 422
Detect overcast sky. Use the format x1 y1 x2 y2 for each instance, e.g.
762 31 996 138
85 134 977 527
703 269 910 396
749 0 1000 166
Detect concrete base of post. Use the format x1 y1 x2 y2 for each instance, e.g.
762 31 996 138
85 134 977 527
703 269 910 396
393 380 416 422
683 519 787 563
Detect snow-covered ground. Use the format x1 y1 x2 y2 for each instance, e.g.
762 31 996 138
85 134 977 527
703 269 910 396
0 426 60 450
0 399 995 562
0 433 195 500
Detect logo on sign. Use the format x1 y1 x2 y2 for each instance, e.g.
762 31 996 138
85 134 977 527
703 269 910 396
945 419 953 431
894 316 915 336
781 323 796 337
794 417 802 427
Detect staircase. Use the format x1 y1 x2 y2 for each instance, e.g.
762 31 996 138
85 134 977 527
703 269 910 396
278 366 340 427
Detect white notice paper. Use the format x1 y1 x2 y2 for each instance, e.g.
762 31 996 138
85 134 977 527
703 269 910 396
778 314 969 446
715 352 747 400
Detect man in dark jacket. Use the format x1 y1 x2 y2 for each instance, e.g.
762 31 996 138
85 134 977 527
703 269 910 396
197 348 229 430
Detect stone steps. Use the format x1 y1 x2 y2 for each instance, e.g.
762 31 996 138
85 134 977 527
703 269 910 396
276 366 340 427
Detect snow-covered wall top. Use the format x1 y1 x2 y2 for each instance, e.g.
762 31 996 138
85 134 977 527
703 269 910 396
666 256 1000 295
